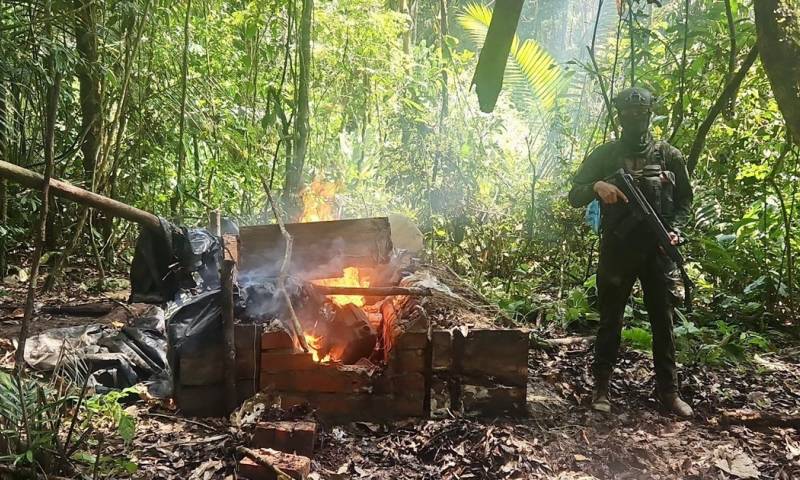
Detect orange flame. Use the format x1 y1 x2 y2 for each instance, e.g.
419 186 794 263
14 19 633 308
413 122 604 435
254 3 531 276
304 333 330 363
299 179 338 222
312 267 370 307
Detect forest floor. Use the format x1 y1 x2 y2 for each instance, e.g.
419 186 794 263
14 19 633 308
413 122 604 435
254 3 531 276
1 272 799 479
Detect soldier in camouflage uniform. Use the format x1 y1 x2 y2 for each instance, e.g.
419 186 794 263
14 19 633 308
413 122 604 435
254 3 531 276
568 87 694 417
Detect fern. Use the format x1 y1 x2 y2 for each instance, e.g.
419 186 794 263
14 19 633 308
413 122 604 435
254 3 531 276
458 2 566 113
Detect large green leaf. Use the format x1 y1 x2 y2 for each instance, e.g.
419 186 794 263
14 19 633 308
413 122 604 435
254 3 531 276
458 2 566 112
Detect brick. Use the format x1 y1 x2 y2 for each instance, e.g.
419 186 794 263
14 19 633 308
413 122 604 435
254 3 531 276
394 331 428 350
175 384 226 417
179 346 224 386
461 383 526 415
403 315 429 333
261 352 316 372
280 393 424 422
429 377 455 418
238 448 310 480
177 381 258 417
237 348 261 380
373 373 425 396
252 421 317 457
388 348 426 374
238 378 259 403
261 330 296 351
260 364 372 393
462 329 529 387
180 343 262 384
431 330 453 371
236 323 263 351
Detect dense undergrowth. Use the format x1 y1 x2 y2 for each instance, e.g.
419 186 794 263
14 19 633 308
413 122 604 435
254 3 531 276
1 1 797 370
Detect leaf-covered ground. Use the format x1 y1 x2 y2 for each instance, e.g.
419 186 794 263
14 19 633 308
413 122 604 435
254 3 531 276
1 280 798 479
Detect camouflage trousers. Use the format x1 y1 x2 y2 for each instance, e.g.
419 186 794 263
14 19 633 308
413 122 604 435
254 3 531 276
593 224 684 395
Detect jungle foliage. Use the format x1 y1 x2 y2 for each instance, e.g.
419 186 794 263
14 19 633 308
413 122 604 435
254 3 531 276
0 0 798 365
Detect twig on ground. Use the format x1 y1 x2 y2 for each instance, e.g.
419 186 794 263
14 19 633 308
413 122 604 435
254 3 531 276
236 446 292 480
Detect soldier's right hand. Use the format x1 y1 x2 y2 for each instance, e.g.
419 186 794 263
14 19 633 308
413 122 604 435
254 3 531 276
593 181 629 205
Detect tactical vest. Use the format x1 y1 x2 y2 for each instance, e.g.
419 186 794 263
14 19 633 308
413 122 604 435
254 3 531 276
601 140 678 237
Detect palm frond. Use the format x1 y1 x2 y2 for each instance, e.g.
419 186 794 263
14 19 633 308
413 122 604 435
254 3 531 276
458 2 566 113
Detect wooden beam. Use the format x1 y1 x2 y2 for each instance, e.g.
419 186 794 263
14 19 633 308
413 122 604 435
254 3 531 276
239 217 393 280
312 285 432 297
0 159 160 231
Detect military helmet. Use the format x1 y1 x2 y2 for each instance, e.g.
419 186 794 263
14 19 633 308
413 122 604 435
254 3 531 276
613 87 655 110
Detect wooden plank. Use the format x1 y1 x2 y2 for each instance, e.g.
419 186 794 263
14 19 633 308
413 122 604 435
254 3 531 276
238 217 392 280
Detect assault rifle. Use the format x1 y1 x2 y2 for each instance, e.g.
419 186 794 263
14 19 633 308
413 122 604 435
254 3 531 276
611 168 694 312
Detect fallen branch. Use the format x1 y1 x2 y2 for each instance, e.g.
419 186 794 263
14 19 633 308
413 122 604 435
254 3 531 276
236 446 292 480
720 410 800 429
543 336 596 346
529 334 596 350
312 285 432 297
41 301 117 317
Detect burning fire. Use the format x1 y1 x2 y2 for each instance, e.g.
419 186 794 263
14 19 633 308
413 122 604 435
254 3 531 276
312 267 370 307
299 178 338 222
304 333 330 363
298 178 372 363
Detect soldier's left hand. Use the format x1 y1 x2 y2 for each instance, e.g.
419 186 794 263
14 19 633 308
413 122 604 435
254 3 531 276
668 231 680 245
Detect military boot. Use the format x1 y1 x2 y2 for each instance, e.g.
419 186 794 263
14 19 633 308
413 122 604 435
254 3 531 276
591 376 611 413
659 392 693 418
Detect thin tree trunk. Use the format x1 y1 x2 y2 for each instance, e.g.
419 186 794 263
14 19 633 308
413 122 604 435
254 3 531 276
43 206 89 292
0 86 7 279
221 259 237 413
755 0 800 140
723 0 737 119
172 0 192 220
283 0 312 219
16 38 62 373
74 0 101 183
439 0 448 125
686 45 759 174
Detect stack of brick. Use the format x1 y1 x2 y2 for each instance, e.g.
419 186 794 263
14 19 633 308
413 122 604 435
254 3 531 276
260 327 427 422
430 329 528 417
174 323 263 417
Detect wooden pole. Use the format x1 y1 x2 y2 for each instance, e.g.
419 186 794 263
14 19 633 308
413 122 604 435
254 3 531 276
312 285 433 297
221 259 237 413
0 159 160 231
209 209 222 236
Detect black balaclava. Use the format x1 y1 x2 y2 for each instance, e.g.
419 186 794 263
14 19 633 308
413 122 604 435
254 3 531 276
613 87 655 152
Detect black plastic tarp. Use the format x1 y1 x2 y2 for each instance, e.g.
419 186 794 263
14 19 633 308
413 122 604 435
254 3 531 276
129 218 223 303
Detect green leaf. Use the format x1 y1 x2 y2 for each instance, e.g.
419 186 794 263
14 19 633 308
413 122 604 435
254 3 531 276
118 413 136 444
457 2 565 112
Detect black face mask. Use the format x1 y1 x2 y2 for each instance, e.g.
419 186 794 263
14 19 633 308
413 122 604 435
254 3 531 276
618 109 652 143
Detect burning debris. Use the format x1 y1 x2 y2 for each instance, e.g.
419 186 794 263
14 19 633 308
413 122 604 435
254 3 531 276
169 182 527 422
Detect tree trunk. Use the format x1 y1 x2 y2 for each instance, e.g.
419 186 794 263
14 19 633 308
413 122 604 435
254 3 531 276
16 36 62 373
72 0 103 278
439 0 449 125
686 45 759 174
0 86 7 279
283 0 312 220
755 0 800 140
171 0 192 220
221 259 237 413
74 0 102 183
